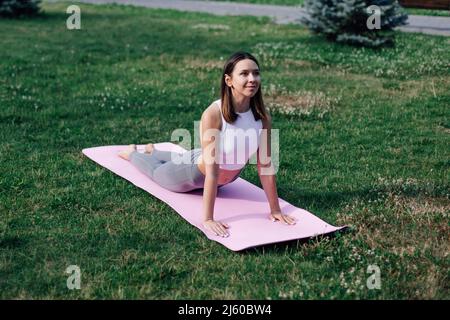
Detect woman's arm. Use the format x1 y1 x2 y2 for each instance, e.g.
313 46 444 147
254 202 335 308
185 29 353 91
257 116 296 225
200 105 230 237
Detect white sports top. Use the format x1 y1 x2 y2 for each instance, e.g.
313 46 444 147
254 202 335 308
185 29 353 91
214 99 263 170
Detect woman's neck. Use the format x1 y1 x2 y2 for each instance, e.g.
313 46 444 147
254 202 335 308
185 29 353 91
231 94 250 113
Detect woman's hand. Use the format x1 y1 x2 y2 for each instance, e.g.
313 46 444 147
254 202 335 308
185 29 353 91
270 211 296 225
203 219 230 237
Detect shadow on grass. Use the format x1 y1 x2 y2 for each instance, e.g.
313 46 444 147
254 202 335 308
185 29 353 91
0 236 28 249
279 181 448 213
278 185 378 211
239 226 353 255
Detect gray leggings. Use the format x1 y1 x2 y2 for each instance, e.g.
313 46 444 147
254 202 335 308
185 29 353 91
129 148 240 193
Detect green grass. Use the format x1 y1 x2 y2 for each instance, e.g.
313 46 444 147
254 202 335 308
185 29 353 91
0 2 449 299
208 0 450 16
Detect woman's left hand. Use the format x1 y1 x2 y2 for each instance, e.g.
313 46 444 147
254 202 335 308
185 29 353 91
269 211 296 225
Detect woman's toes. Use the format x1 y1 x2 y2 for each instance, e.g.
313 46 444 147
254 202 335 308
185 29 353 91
118 151 130 160
118 145 136 160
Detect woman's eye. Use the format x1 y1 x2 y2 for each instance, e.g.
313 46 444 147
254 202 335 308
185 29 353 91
240 72 259 76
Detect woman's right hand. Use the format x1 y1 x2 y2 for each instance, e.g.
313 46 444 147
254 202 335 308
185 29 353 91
202 219 230 237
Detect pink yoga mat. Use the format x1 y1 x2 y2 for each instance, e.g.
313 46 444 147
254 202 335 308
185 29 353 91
82 143 346 251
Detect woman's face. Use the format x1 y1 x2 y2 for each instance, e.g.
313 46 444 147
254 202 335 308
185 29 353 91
225 59 261 99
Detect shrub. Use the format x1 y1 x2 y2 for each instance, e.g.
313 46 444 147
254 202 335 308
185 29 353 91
0 0 41 18
301 0 408 48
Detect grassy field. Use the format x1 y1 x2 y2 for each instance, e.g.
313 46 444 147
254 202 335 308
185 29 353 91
208 0 450 16
0 2 449 299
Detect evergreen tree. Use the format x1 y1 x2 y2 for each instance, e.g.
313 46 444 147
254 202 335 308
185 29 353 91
301 0 408 47
0 0 41 18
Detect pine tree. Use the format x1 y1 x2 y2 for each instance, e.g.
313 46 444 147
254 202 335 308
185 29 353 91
0 0 41 18
301 0 408 48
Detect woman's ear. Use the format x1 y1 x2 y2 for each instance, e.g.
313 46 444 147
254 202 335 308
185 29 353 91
224 74 233 88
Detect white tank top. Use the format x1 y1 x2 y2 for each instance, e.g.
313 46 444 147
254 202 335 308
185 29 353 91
214 99 263 170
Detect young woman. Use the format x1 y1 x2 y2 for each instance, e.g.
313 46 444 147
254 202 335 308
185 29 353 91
118 52 296 237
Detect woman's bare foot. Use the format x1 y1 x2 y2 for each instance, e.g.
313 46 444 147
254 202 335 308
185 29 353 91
118 144 136 160
144 143 154 155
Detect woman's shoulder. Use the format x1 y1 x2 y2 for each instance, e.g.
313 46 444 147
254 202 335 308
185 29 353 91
206 99 221 113
212 98 221 109
261 113 272 128
205 99 221 115
200 99 222 127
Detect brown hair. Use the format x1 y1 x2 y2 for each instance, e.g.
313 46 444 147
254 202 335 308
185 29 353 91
220 51 270 124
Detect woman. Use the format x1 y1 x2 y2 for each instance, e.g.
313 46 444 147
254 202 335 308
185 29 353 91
118 51 296 237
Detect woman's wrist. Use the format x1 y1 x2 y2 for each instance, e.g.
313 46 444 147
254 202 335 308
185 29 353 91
203 215 214 222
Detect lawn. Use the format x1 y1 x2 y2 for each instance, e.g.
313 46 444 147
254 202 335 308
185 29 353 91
0 1 449 299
